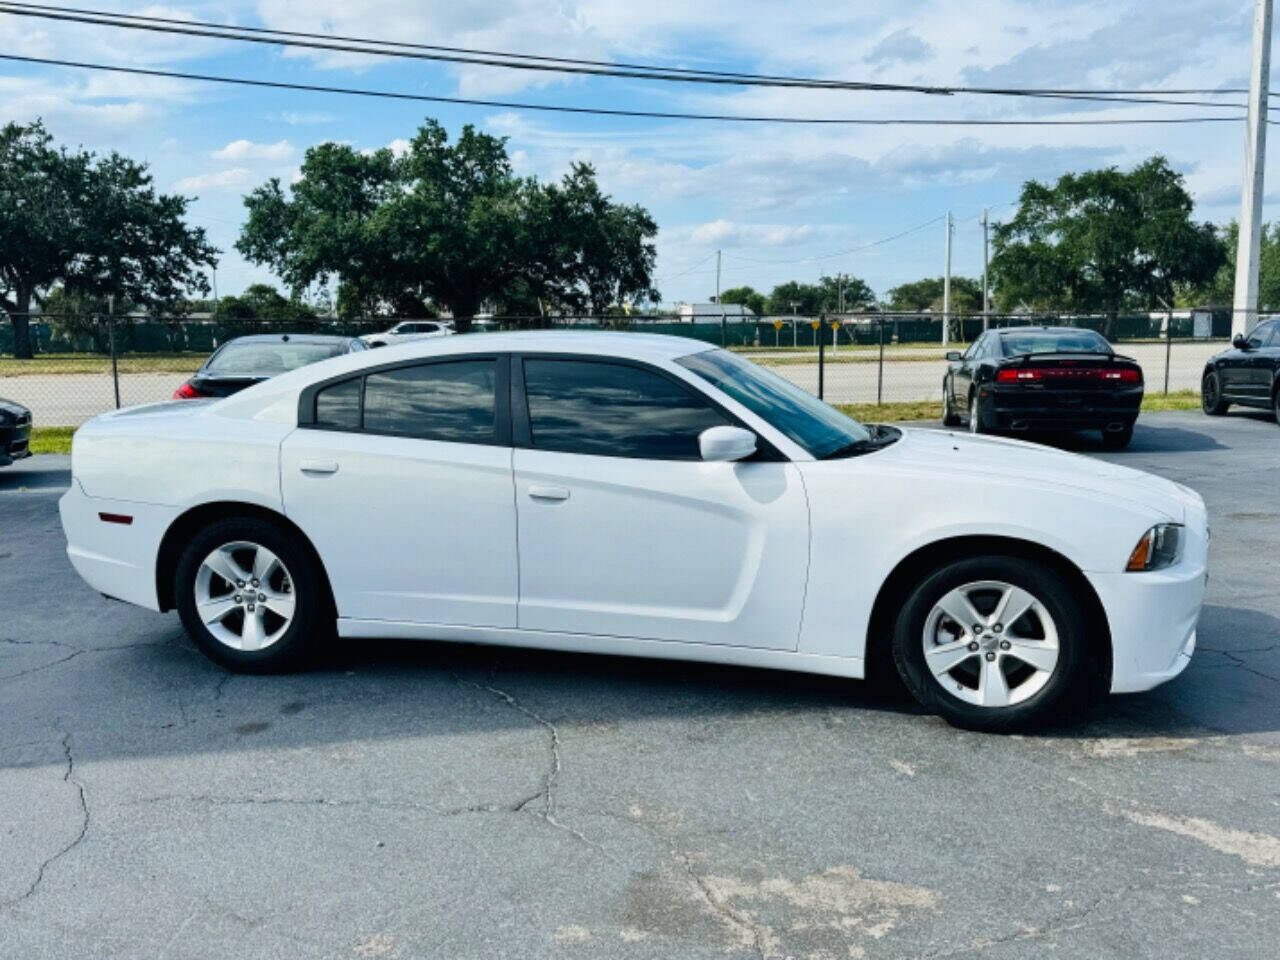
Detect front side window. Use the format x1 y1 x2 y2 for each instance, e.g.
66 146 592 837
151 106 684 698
523 358 730 459
676 348 872 458
363 360 497 443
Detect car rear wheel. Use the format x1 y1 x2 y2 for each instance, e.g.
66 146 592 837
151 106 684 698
942 380 962 427
1273 387 1280 427
968 393 986 434
1100 424 1134 449
1202 371 1229 415
891 555 1091 731
175 516 329 673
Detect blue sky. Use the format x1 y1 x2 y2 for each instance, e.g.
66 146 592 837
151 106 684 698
0 0 1273 306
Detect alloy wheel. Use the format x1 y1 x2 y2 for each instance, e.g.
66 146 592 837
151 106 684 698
969 395 980 433
193 541 296 651
921 580 1060 708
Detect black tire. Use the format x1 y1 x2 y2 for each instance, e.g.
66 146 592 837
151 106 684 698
942 379 962 427
175 515 330 673
1100 424 1134 450
891 554 1093 732
1202 370 1229 415
1273 386 1280 427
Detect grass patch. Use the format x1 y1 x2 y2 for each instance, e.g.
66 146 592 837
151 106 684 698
29 426 75 455
0 353 204 376
836 391 1202 424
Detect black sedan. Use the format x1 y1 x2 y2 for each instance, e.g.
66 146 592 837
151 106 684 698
0 397 32 467
943 327 1143 449
174 334 367 400
1201 319 1280 424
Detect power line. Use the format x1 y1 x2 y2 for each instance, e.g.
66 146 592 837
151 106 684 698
722 216 954 266
656 251 718 283
0 54 1260 126
0 2 1259 110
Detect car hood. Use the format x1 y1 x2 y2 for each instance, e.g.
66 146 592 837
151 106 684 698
0 397 31 422
867 427 1196 522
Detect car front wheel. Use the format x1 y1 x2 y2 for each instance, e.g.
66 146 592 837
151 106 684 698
891 555 1092 731
175 516 329 673
1202 371 1229 415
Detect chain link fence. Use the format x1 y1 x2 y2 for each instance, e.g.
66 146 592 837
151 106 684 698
0 310 1235 429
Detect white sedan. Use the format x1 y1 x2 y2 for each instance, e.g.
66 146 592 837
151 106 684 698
361 320 454 348
59 332 1207 730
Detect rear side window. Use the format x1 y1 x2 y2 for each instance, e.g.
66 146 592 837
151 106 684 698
523 358 730 459
363 360 497 443
314 378 361 430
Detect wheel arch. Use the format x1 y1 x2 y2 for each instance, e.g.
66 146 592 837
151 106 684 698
863 535 1112 689
155 500 336 615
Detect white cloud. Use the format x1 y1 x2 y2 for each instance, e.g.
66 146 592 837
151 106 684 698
174 168 257 193
686 219 817 247
279 110 338 125
213 139 296 161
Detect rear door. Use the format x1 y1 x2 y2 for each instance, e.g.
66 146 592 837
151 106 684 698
952 333 985 404
281 354 518 628
511 355 810 649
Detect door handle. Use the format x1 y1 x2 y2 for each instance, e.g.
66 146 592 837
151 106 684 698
527 484 570 501
299 459 339 475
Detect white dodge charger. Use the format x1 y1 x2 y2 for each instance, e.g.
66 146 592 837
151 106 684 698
59 332 1207 730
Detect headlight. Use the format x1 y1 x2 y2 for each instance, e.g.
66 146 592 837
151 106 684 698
1125 523 1183 572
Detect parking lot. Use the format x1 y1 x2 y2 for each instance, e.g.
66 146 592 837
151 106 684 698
2 408 1278 960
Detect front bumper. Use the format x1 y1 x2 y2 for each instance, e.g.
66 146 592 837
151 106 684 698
58 481 175 611
0 415 32 466
1088 509 1208 694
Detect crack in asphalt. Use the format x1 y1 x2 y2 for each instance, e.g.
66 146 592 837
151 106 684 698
456 676 613 860
676 852 770 960
0 638 174 682
1 731 89 910
1198 648 1280 685
127 793 523 817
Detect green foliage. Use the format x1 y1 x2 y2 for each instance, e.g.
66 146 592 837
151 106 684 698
213 284 317 325
0 119 218 357
764 275 874 315
990 156 1224 313
766 281 823 315
719 286 766 315
237 121 658 327
885 276 982 313
818 274 875 312
1191 220 1280 310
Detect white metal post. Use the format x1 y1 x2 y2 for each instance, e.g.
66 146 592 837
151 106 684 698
942 211 953 345
1234 0 1273 337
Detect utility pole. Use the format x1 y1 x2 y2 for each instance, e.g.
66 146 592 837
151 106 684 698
942 211 953 346
1234 0 1273 337
714 249 721 306
981 207 991 332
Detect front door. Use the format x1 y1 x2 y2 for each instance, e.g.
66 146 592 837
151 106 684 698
512 356 810 649
1222 322 1274 399
281 356 518 627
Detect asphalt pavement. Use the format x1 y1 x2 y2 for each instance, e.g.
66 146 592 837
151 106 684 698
2 410 1279 959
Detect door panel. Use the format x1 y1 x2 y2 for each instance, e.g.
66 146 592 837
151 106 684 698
282 431 518 626
513 449 810 649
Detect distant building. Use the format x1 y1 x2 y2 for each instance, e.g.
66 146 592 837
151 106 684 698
677 302 756 321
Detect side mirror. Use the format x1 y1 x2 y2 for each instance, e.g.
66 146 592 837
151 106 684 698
1234 333 1248 350
945 350 962 361
699 425 757 462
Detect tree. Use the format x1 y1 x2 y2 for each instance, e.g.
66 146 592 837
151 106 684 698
886 276 982 313
0 120 218 357
765 281 824 316
213 283 317 324
1191 220 1280 310
238 120 659 329
818 274 876 312
719 286 766 315
990 156 1224 317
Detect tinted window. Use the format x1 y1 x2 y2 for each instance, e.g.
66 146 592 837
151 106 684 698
524 359 730 459
363 360 496 443
677 349 871 458
998 330 1112 356
205 340 347 376
314 378 361 430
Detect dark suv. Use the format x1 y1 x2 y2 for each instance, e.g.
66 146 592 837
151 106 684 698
0 397 32 467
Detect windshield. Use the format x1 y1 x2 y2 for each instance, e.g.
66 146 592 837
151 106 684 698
999 330 1111 356
676 348 872 458
205 341 346 377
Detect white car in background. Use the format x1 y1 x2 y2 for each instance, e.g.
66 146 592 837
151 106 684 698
361 320 454 347
58 332 1207 731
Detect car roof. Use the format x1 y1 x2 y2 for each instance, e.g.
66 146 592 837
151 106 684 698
370 330 716 361
218 333 355 345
